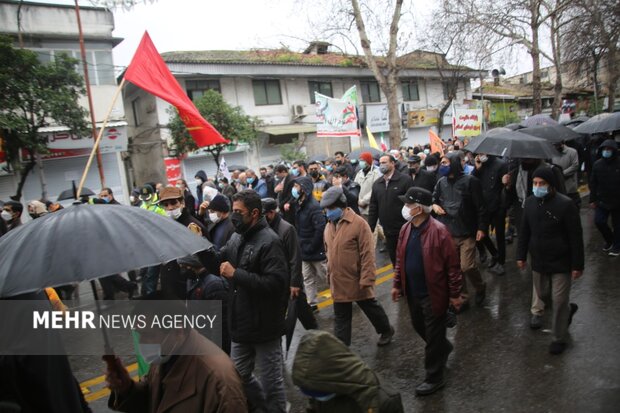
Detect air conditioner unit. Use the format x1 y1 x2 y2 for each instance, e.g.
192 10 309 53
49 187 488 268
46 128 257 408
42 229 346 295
291 104 315 120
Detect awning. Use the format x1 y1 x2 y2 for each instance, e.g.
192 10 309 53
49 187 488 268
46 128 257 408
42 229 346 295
258 124 316 136
38 121 129 133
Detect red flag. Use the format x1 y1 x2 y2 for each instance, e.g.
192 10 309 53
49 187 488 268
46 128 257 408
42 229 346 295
429 129 446 156
124 32 228 147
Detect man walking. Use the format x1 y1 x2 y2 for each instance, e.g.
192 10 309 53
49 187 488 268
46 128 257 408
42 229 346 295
321 186 394 347
517 167 584 354
589 139 620 256
392 187 462 396
552 141 581 207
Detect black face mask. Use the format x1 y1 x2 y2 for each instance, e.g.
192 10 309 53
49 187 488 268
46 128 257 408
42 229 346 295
409 167 418 176
309 171 319 179
230 211 252 234
336 160 343 165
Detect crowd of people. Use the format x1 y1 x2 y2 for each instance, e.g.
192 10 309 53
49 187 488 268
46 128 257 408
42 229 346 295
1 133 619 412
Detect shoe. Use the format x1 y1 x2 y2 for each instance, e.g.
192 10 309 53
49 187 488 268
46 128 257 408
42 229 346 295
549 341 567 355
603 243 613 252
415 380 446 396
568 303 578 326
609 248 620 257
377 326 395 346
530 314 543 330
489 262 506 275
310 304 319 313
379 247 386 253
127 282 138 300
475 286 486 307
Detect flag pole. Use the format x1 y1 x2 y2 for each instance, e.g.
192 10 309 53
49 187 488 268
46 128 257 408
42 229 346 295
77 78 126 198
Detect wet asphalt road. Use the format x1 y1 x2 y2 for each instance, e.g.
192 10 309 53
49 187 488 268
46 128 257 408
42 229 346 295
72 204 620 412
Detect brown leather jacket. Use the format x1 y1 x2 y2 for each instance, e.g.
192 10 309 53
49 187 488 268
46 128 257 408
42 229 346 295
393 216 462 316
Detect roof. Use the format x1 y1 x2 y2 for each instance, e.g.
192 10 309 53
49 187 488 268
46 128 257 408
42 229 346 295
161 49 473 71
475 81 592 99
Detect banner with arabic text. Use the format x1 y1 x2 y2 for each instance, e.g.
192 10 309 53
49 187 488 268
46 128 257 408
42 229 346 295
315 86 360 137
453 109 483 137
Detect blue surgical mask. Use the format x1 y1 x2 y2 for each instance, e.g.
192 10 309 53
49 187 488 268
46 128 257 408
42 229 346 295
101 197 110 204
439 165 451 177
326 165 333 172
359 160 367 169
291 187 300 199
464 164 474 175
424 149 430 155
291 168 300 177
602 149 613 159
326 207 343 222
533 185 549 198
247 177 255 184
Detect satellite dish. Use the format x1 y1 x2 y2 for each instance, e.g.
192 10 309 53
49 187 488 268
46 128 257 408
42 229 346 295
499 68 506 75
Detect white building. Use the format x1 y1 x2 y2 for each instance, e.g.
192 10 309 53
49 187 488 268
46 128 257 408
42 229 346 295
123 43 479 180
0 0 129 204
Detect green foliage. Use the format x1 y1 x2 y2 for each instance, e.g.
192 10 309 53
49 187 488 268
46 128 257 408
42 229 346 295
339 58 354 67
167 89 258 155
0 35 89 198
275 53 301 63
279 139 305 162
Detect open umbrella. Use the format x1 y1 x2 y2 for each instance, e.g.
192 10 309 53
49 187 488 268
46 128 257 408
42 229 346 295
464 129 559 159
563 115 590 127
227 164 247 171
520 114 558 128
348 147 384 160
504 123 525 131
519 124 582 143
57 180 95 201
573 112 620 135
0 204 212 297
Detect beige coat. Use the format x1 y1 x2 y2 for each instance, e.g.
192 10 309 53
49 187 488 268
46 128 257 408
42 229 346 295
109 330 247 413
354 167 381 215
324 208 376 302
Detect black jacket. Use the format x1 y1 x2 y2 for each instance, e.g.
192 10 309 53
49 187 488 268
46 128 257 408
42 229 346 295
195 170 207 205
589 141 620 210
277 174 297 226
517 191 584 273
203 217 289 343
269 213 303 288
472 156 509 213
433 153 487 238
342 179 361 214
295 176 327 262
411 168 437 193
368 169 414 235
183 188 196 216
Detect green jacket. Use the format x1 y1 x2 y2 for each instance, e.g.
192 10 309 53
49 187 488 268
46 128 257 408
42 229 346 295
140 194 167 216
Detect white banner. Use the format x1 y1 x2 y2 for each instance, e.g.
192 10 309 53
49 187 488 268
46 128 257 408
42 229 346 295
219 155 231 181
44 125 128 153
315 86 361 137
365 104 390 133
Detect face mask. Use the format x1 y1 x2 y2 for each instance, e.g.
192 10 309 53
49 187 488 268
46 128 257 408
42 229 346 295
166 207 183 220
231 211 251 234
439 165 451 177
464 156 470 163
336 160 343 165
309 171 319 179
326 207 343 222
424 149 430 155
463 164 474 175
291 187 301 199
602 149 613 159
196 178 203 184
138 342 170 365
1 210 12 221
479 155 488 163
426 165 437 172
409 167 418 176
359 160 367 170
209 212 221 224
379 165 390 175
291 168 300 177
533 185 549 198
247 177 255 185
101 197 110 204
175 184 183 189
401 205 414 222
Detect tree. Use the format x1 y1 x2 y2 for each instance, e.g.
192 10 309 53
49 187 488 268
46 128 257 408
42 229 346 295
0 36 88 201
167 89 259 171
562 0 620 113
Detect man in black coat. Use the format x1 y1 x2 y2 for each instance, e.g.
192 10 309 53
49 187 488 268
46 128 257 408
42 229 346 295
275 164 297 226
407 155 437 193
202 189 289 412
368 154 414 265
333 166 361 214
517 166 584 355
589 139 620 256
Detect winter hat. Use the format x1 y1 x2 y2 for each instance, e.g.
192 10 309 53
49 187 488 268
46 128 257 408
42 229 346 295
408 155 422 164
398 187 432 206
208 194 230 213
28 200 47 215
320 186 347 208
532 166 556 188
359 152 373 165
261 197 278 213
177 254 203 268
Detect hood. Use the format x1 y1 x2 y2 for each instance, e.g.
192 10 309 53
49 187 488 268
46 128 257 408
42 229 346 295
600 139 618 153
28 200 48 216
292 330 380 409
195 170 207 181
295 176 314 200
446 152 464 177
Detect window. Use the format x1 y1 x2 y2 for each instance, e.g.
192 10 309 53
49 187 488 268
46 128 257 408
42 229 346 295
186 79 221 100
253 79 282 105
33 48 116 86
401 80 420 101
308 81 333 103
442 79 458 100
360 81 381 103
131 98 142 127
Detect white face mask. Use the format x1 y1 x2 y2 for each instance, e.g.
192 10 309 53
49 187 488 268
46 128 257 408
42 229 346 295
1 210 13 221
138 342 170 365
166 207 183 220
479 155 488 163
209 212 221 224
129 195 136 203
427 166 437 172
402 204 422 222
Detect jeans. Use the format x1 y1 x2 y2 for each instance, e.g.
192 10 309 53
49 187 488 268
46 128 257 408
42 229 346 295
531 271 572 342
407 295 451 383
594 206 620 249
231 338 287 413
139 265 160 296
333 298 391 346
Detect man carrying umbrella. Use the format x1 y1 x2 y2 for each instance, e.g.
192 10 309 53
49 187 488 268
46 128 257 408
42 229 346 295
589 139 620 256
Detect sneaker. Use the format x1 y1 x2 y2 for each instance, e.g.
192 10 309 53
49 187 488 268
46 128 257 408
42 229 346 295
377 326 395 346
568 303 578 326
310 304 319 313
603 243 613 252
549 341 567 355
609 248 620 257
415 380 446 396
530 314 543 330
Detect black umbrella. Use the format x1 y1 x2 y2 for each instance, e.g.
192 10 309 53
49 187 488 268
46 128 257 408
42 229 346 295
562 115 590 127
573 112 620 135
464 129 560 159
519 124 582 143
227 164 247 171
57 180 95 201
504 123 525 131
520 114 558 128
348 147 384 160
0 204 213 297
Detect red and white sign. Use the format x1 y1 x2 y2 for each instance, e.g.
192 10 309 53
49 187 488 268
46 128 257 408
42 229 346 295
164 157 182 183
